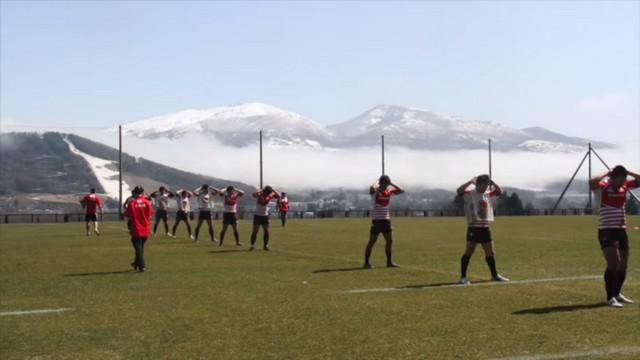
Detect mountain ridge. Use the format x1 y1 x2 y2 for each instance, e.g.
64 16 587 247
118 102 611 152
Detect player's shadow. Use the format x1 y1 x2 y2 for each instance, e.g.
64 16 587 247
512 302 606 315
64 270 133 277
312 267 367 274
209 249 247 254
400 280 492 289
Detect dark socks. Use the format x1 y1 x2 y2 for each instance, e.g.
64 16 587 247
614 270 626 297
461 255 471 278
485 256 498 278
604 268 616 299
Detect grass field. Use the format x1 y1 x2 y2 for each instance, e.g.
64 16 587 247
1 216 639 359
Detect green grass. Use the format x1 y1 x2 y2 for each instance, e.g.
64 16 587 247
1 216 639 359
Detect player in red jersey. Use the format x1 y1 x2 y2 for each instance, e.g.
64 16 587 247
277 192 290 227
590 165 640 307
456 175 508 285
125 186 153 272
363 175 405 269
219 186 245 246
150 186 174 238
250 185 281 251
80 188 103 236
172 189 195 240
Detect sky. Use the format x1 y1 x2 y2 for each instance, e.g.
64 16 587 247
1 1 639 143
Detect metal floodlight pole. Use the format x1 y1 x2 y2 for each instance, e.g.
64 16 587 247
118 125 123 219
552 150 589 211
588 142 592 209
488 138 493 180
259 130 263 189
381 135 385 175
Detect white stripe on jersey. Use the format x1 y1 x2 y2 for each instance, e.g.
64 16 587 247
599 205 626 229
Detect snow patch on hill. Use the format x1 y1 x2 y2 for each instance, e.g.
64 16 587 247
64 138 130 199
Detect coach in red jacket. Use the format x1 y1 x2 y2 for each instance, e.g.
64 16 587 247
125 186 153 272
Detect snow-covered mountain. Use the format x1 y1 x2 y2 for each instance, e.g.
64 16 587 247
119 103 611 152
328 105 611 152
119 102 333 149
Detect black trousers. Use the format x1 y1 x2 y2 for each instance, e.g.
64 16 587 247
131 237 148 269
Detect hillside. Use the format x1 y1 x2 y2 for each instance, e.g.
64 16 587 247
0 132 255 212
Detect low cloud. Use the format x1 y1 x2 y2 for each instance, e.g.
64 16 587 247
70 130 639 192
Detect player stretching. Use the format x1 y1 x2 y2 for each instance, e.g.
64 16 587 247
172 189 195 240
590 165 640 308
219 186 245 246
193 184 221 242
80 188 103 236
363 175 405 269
150 186 174 238
277 192 290 227
457 175 509 285
250 186 281 251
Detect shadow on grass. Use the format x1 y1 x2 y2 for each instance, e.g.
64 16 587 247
400 279 492 289
513 302 606 315
209 249 247 254
313 267 366 274
64 270 133 277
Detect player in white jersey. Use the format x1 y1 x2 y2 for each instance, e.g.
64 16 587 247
456 175 508 285
219 186 245 246
364 175 405 269
172 189 194 240
590 165 640 307
150 186 174 237
193 184 222 242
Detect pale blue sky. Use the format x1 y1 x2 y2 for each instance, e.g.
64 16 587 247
1 0 638 142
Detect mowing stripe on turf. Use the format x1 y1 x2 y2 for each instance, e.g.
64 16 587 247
492 346 640 360
0 308 73 316
345 275 601 294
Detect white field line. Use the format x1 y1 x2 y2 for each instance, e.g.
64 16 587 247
346 275 602 294
0 308 73 316
492 346 640 360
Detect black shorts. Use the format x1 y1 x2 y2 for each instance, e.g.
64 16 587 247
155 209 168 222
253 215 270 226
176 210 189 221
370 219 392 235
467 227 492 243
598 229 629 250
223 212 238 225
85 214 97 222
198 210 212 220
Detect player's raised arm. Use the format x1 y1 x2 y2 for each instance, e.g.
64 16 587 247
489 180 503 196
589 171 610 190
369 181 379 195
252 189 260 198
456 178 475 196
627 169 640 186
390 182 405 194
272 189 282 199
235 188 245 196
